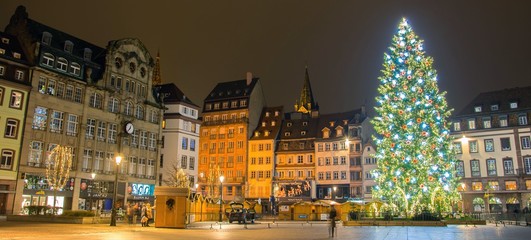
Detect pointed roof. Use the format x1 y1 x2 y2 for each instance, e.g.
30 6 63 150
295 66 317 113
152 51 162 85
155 83 198 107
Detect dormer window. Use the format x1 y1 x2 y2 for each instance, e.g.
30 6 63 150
231 101 237 108
285 132 291 136
275 111 279 116
13 52 21 59
262 122 266 127
0 49 4 55
254 131 260 137
474 106 482 113
302 121 308 126
83 48 92 61
222 102 229 109
64 40 73 53
301 131 306 136
510 102 518 109
336 127 343 137
264 131 270 137
287 122 292 127
490 104 499 111
323 128 330 139
271 121 276 126
1 38 9 44
329 121 335 127
265 112 270 117
42 32 52 45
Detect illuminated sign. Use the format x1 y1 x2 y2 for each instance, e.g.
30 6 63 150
128 183 154 196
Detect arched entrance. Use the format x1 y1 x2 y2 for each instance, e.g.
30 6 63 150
506 197 520 213
489 197 502 213
472 197 485 212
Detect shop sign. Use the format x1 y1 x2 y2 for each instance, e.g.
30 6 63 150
128 183 154 196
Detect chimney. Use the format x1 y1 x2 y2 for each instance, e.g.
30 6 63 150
246 72 253 85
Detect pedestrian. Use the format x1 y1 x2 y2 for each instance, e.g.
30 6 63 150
133 203 140 225
141 203 148 227
329 205 337 237
126 203 133 225
146 203 153 226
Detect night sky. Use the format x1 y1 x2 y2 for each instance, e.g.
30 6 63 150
1 1 530 116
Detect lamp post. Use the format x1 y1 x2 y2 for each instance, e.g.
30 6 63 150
219 175 224 222
110 156 122 226
91 173 96 216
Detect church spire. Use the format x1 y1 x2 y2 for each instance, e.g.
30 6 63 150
152 51 162 85
294 65 317 114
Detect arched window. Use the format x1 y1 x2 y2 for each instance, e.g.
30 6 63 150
89 93 103 109
83 48 92 61
42 32 52 45
472 197 485 212
70 62 81 76
0 149 15 169
489 197 502 213
57 57 68 71
42 53 55 67
107 97 120 113
64 40 73 53
125 101 134 116
136 105 144 120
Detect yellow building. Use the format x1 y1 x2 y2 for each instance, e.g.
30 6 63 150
248 106 283 212
198 73 265 202
0 32 31 215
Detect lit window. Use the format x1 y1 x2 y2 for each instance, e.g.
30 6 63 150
472 181 482 191
505 180 517 190
518 114 528 125
510 102 518 109
453 122 461 131
486 158 497 176
70 62 81 76
468 119 476 130
474 106 482 112
491 104 499 111
14 70 24 80
483 117 491 128
484 139 494 152
0 150 14 170
9 91 23 109
499 115 508 127
56 58 68 71
42 53 54 67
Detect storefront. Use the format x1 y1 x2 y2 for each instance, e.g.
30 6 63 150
21 173 75 215
78 178 113 214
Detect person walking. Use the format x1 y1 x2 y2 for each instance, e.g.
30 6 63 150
329 205 337 237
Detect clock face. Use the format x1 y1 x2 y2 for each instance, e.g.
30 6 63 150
125 123 134 134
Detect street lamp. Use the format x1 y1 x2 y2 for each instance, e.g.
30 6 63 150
110 156 122 226
219 175 224 222
91 173 96 215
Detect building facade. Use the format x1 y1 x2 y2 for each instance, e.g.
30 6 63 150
157 82 201 188
450 87 531 213
6 6 163 214
198 72 265 202
0 31 31 215
248 106 283 212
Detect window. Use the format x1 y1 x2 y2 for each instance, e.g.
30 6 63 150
488 181 499 191
240 100 247 107
86 119 95 139
453 122 461 131
42 53 54 66
64 40 73 53
518 114 528 125
472 182 482 191
140 131 148 148
525 157 531 174
503 158 514 175
483 117 491 129
468 119 476 130
527 180 531 190
14 70 24 80
469 140 478 153
182 137 188 150
491 104 499 111
70 62 81 76
56 82 64 98
471 160 481 177
4 119 18 138
510 102 518 109
42 32 52 44
47 80 56 95
486 158 497 176
108 124 117 144
7 91 22 109
89 93 103 109
181 156 187 169
484 139 494 152
84 48 92 61
453 142 462 154
29 141 44 166
522 136 531 149
189 157 195 170
49 110 64 133
1 149 14 169
125 102 133 116
149 132 156 150
66 114 78 136
505 181 517 190
0 66 4 76
501 138 511 151
56 57 68 71
135 105 144 120
190 139 196 151
97 121 106 141
474 106 482 112
499 115 508 127
108 98 120 113
456 160 464 177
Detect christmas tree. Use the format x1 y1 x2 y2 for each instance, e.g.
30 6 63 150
372 18 460 216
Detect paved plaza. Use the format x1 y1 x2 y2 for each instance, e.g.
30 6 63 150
1 220 530 240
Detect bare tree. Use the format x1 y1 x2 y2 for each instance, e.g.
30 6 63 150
164 164 191 189
45 145 73 215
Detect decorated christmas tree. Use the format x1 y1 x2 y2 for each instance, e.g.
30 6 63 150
372 18 460 216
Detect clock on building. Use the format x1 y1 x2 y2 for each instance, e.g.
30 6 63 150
125 122 134 134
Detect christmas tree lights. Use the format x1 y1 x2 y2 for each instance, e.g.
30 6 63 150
372 18 460 215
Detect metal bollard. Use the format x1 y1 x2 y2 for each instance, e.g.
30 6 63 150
244 221 248 229
210 224 213 230
268 223 271 229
